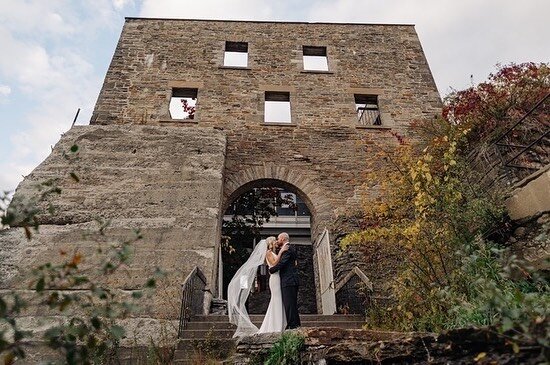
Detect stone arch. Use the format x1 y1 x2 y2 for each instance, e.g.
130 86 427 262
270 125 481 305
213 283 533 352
223 163 333 225
220 164 335 313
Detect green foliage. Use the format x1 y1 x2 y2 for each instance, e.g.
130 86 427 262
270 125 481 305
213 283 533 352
30 226 165 364
0 221 165 364
265 332 305 365
0 293 30 363
343 63 549 351
222 187 296 252
0 144 167 364
449 238 549 346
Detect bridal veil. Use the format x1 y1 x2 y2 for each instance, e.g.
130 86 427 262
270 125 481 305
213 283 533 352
227 239 267 338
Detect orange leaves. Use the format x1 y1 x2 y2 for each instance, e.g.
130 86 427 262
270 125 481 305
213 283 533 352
70 253 83 266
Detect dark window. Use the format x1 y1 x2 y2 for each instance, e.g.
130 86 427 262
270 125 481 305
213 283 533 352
355 94 381 126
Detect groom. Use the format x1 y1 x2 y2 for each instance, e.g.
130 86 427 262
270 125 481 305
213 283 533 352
269 232 301 329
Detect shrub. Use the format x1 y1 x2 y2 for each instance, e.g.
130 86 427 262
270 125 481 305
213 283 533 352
342 63 549 351
265 332 305 365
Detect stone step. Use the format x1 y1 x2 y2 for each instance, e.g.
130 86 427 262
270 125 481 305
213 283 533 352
175 338 236 353
174 315 366 362
181 322 365 339
185 320 365 330
192 314 364 322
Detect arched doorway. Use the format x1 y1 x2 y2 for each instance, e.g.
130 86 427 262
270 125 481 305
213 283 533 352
220 179 318 314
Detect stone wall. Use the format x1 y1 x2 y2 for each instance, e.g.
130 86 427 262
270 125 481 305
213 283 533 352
92 19 441 220
1 125 226 320
233 328 546 364
506 165 550 221
89 18 441 305
331 215 404 313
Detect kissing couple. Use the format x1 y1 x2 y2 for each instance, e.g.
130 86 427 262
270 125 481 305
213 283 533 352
228 232 301 337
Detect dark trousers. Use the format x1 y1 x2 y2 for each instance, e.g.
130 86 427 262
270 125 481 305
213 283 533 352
282 285 301 329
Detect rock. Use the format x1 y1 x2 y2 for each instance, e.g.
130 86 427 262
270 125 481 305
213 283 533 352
514 227 527 237
537 214 550 225
233 327 546 364
211 298 228 315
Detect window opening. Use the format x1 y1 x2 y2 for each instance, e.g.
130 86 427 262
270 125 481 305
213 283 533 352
303 46 328 71
224 41 248 67
265 91 291 123
355 94 381 126
169 88 197 120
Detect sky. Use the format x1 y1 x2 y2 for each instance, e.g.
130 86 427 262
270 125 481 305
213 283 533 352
0 0 549 193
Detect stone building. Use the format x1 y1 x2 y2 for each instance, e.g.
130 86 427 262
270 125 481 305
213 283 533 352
1 18 441 341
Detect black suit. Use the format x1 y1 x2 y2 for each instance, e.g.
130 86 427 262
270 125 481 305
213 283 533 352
269 244 301 329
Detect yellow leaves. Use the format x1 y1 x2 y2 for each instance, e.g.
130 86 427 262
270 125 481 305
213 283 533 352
425 172 432 183
343 125 468 262
403 221 421 241
410 168 417 181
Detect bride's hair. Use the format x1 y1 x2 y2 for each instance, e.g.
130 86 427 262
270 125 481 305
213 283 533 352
266 236 277 251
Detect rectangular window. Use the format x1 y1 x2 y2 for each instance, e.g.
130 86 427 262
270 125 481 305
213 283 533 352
169 88 197 120
303 46 328 71
264 91 291 123
224 41 248 67
355 94 381 126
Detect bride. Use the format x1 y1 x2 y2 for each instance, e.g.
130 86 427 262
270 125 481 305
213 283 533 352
227 236 289 337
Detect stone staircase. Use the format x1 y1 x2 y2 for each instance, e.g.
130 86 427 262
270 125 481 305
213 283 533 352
173 314 365 363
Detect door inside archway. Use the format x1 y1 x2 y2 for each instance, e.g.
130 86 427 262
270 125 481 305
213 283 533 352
221 186 317 314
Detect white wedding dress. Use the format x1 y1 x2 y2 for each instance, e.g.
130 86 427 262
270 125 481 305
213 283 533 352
227 241 286 337
258 253 287 333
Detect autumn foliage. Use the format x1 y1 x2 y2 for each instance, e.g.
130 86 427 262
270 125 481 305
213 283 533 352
344 63 549 347
444 62 549 142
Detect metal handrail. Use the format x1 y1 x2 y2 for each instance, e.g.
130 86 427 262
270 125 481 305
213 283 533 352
493 93 549 145
357 106 382 126
468 92 549 187
177 266 208 338
504 129 550 168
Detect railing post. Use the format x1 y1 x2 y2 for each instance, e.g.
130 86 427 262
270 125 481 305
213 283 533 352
178 266 208 338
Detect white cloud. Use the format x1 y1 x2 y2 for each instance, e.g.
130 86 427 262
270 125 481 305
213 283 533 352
1 0 549 194
0 1 111 193
0 85 11 96
0 0 75 36
140 0 274 20
307 0 550 94
113 0 134 10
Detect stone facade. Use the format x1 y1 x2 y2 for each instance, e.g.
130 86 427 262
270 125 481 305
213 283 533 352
2 18 441 323
91 18 441 311
1 125 226 320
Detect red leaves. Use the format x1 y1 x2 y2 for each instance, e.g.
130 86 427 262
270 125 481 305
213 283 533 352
442 62 550 142
181 98 196 119
390 131 407 145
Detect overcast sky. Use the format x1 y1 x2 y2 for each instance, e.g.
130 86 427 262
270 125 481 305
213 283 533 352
0 0 549 193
